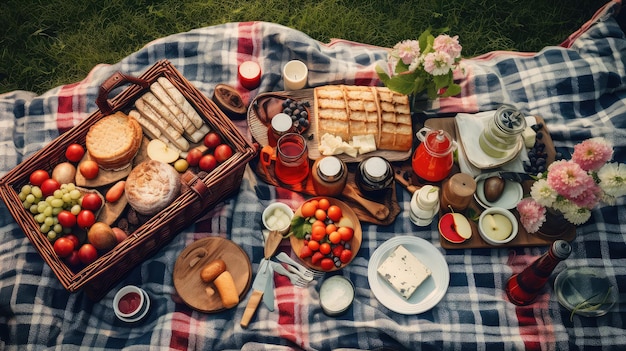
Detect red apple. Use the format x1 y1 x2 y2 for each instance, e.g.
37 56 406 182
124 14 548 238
80 192 103 212
203 132 222 150
79 160 99 179
438 212 471 243
78 243 98 265
199 154 218 172
214 144 233 163
186 148 204 167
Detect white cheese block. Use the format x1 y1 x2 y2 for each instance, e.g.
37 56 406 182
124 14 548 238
351 134 377 154
377 245 432 299
522 126 536 148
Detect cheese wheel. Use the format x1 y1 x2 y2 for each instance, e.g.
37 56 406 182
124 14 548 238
213 271 239 309
200 259 227 283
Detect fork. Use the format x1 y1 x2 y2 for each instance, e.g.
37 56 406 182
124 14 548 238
269 261 310 287
276 252 323 279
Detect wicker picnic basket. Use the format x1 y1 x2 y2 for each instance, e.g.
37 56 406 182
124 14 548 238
0 60 257 300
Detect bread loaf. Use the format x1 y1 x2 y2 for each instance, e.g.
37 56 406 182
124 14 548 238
125 160 181 215
85 112 143 170
200 259 227 283
213 271 239 309
314 85 412 152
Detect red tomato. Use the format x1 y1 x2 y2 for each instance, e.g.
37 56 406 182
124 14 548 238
320 258 335 271
203 132 222 150
53 237 75 257
40 178 61 197
340 249 353 264
78 244 98 265
338 226 354 242
65 143 85 163
319 242 331 255
64 250 81 267
78 160 99 180
326 205 343 222
80 193 102 212
317 198 330 211
198 154 217 172
300 202 318 218
186 148 204 167
76 210 96 229
64 234 80 249
57 210 77 228
29 169 50 186
214 144 233 163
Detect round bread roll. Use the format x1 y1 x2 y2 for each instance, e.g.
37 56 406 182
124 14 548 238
86 111 143 170
125 160 181 215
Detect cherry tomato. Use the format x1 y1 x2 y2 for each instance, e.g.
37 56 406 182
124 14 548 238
310 225 326 241
338 226 354 241
314 209 327 221
328 231 342 244
64 234 80 249
320 258 335 271
78 160 99 180
317 198 330 211
300 201 317 218
64 250 81 267
80 193 102 212
78 243 98 265
325 223 337 235
40 178 61 197
319 242 331 255
340 249 353 264
57 210 77 228
307 240 320 251
76 210 96 229
327 205 343 222
214 144 233 163
65 143 85 163
29 169 50 186
53 237 75 257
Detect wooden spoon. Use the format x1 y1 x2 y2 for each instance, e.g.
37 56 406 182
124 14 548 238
341 184 390 221
264 230 283 259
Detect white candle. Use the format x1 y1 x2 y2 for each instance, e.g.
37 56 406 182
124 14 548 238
282 60 308 90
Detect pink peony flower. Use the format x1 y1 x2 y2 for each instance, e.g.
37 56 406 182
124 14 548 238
517 198 547 233
423 51 454 76
571 137 613 171
392 40 421 65
433 34 462 59
546 160 595 199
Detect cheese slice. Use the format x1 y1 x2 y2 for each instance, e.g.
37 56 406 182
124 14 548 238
377 245 432 299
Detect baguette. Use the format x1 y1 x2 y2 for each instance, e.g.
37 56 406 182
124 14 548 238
141 92 185 134
213 271 239 309
150 81 194 133
200 259 227 283
135 98 190 151
157 77 204 129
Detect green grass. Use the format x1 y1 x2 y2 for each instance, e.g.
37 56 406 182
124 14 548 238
0 0 609 94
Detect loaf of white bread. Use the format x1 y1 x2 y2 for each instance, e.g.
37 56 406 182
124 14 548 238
314 85 413 152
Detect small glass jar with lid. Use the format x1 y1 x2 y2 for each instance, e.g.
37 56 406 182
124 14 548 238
355 156 393 200
478 105 527 158
312 156 348 196
267 112 294 147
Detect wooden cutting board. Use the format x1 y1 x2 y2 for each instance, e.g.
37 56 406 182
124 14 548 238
173 237 252 313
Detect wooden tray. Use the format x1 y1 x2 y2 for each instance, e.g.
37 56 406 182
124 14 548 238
173 237 252 313
422 116 576 249
247 89 411 163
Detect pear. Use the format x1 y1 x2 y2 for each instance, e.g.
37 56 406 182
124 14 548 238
87 222 118 251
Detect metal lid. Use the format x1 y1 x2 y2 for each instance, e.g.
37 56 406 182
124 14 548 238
495 105 526 134
552 240 572 259
318 156 344 180
363 157 389 180
271 113 293 133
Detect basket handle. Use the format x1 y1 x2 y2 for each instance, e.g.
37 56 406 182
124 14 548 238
96 71 150 115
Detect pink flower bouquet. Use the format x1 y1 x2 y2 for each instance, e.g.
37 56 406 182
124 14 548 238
517 137 626 233
376 29 463 99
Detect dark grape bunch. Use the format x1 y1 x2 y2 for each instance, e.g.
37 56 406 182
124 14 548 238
282 98 310 133
523 123 563 174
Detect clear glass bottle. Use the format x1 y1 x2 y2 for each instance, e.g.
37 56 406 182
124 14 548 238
505 240 572 306
479 105 527 158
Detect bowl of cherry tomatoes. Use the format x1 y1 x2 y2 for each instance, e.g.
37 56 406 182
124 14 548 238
289 197 362 271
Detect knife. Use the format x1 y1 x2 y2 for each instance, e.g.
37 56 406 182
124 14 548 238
263 262 274 312
240 259 272 328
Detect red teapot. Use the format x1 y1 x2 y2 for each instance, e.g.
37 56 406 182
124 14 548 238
412 128 457 182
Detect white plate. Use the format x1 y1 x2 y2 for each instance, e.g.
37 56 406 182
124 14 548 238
474 178 523 210
367 236 449 314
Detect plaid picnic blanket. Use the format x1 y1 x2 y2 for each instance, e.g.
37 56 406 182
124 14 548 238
1 1 625 350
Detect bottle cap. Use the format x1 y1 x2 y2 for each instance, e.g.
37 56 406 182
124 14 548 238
318 156 343 180
552 240 572 259
417 185 439 209
363 157 388 180
271 113 293 133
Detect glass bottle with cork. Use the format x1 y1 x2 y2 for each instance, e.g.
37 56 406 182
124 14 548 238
505 240 572 306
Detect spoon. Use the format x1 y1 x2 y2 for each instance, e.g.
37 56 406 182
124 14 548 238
341 184 390 221
264 230 283 259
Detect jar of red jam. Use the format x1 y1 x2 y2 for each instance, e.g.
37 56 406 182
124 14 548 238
355 156 393 200
312 156 348 196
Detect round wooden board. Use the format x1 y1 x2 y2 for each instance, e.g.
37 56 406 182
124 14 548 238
289 197 362 271
173 237 252 313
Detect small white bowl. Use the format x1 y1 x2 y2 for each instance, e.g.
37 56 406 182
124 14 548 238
113 285 150 323
474 178 523 210
262 202 294 234
319 275 355 316
478 207 518 245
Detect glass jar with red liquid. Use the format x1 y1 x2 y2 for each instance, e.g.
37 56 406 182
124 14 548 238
274 133 310 185
412 128 457 182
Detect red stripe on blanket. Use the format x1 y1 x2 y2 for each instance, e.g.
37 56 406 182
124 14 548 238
236 22 263 102
56 81 90 134
275 273 310 349
169 311 192 350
